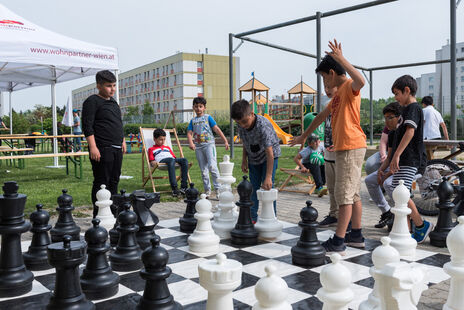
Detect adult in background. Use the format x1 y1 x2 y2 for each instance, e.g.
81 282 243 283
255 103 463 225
422 96 449 159
82 70 126 218
0 116 8 146
72 109 82 151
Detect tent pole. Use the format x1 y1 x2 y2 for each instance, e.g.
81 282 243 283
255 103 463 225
114 69 120 104
8 90 12 134
51 81 59 167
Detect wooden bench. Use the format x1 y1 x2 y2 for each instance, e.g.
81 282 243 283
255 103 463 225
0 152 89 179
0 147 35 169
279 167 316 195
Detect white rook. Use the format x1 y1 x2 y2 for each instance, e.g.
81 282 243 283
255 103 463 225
198 253 242 310
255 189 282 239
95 184 115 231
443 215 464 310
388 180 417 257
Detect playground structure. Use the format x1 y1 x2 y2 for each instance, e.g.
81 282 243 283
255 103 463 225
238 76 316 144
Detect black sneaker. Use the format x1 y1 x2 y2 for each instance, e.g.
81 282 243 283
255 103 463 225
344 232 365 248
179 187 188 195
318 215 337 227
321 237 346 256
374 210 393 229
172 189 181 197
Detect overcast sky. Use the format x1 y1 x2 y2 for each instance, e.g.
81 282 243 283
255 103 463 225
0 0 462 114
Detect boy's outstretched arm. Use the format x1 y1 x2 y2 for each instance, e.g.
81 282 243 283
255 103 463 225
294 153 308 173
212 125 230 150
289 107 330 146
187 130 195 150
390 127 414 173
327 39 365 92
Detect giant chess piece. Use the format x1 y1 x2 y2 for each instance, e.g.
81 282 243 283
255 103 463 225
131 189 160 249
109 189 130 247
24 204 52 270
0 181 34 297
253 264 291 310
50 189 81 242
199 253 242 310
430 177 455 247
81 219 120 300
388 180 417 257
316 253 354 310
95 185 116 231
136 236 182 310
255 189 282 239
46 235 95 310
291 200 326 267
212 189 238 238
109 201 143 271
179 183 199 233
359 237 400 310
230 176 258 245
188 194 220 255
443 215 464 310
377 261 427 310
214 155 239 220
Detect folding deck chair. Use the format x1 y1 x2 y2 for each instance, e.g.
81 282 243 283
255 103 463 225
140 127 192 193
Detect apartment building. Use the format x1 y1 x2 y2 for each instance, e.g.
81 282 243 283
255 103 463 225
72 52 240 122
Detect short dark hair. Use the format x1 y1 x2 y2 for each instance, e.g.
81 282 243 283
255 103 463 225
382 102 402 117
193 97 206 106
231 99 252 120
153 128 166 139
421 96 433 106
308 133 319 144
315 55 346 75
96 70 116 84
391 75 417 96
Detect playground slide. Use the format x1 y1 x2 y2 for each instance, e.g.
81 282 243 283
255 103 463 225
263 113 293 144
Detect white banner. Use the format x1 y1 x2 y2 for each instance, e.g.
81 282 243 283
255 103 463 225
62 97 73 127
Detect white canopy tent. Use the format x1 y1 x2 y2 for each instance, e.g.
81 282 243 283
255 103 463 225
0 4 119 166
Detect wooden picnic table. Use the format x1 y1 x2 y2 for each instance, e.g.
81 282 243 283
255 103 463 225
423 139 464 161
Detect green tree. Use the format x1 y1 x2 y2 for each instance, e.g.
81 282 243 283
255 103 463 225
142 101 154 116
126 106 139 116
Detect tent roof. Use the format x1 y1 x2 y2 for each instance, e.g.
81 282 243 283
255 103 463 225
0 4 118 92
239 77 270 92
287 81 316 94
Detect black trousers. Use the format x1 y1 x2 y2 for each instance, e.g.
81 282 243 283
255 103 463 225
90 146 123 218
303 162 325 188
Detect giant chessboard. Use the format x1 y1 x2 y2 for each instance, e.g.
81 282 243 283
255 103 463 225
4 218 451 310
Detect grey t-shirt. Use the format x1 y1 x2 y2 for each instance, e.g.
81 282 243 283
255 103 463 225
299 145 324 164
238 114 281 165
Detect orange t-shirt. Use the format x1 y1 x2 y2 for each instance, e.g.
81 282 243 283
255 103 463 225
327 79 367 151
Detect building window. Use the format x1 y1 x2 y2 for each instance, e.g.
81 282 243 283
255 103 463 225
462 47 464 53
429 85 433 90
461 76 464 82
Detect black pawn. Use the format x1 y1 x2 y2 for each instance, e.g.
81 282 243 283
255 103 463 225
0 181 34 297
109 189 129 247
230 176 258 245
136 236 182 310
179 183 199 233
50 189 81 242
291 200 326 267
24 204 52 270
81 219 120 300
131 190 160 250
109 201 143 271
430 178 455 247
46 235 94 310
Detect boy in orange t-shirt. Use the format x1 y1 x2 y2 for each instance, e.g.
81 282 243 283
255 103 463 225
290 40 367 255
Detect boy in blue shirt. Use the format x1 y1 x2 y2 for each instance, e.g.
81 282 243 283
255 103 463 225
187 97 229 197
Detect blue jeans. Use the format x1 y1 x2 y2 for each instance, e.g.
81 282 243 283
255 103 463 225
195 144 220 192
248 158 278 221
160 157 189 189
73 131 82 151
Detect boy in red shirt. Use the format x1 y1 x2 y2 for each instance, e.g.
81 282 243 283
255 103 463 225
148 128 189 197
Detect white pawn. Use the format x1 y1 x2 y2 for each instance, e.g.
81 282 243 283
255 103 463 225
198 253 242 310
388 180 417 258
316 253 353 310
443 215 464 310
253 264 291 310
188 194 220 255
359 236 400 310
95 184 115 231
212 190 238 239
255 189 282 239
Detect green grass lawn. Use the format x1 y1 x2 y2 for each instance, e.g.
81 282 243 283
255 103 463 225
0 145 301 215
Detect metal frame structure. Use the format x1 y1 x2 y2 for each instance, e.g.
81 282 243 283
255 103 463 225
228 0 460 158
